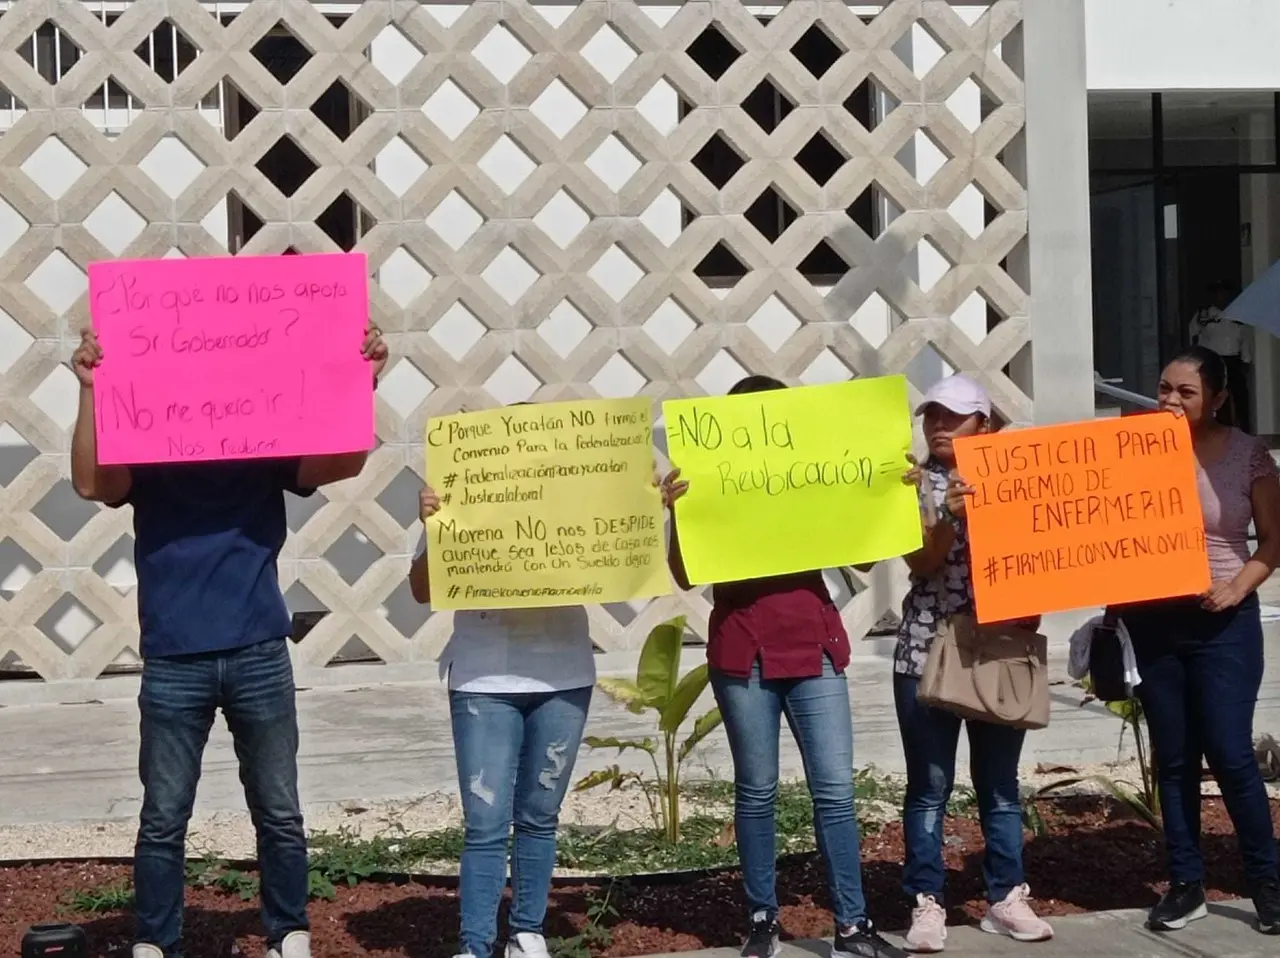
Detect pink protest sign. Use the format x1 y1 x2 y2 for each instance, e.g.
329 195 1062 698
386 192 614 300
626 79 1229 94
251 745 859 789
89 253 373 465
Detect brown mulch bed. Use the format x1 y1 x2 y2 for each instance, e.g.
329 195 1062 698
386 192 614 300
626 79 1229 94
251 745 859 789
1 796 1274 957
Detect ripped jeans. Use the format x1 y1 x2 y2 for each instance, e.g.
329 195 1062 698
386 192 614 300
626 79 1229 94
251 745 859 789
449 686 592 958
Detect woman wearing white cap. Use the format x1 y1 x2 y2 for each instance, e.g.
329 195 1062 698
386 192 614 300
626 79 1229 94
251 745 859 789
893 375 1053 953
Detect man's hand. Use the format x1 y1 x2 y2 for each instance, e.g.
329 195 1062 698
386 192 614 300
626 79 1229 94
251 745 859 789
420 485 441 523
944 469 976 518
71 329 102 388
362 325 389 382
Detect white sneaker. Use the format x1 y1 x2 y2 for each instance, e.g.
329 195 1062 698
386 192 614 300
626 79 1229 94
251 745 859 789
133 946 164 958
507 932 552 958
266 930 312 958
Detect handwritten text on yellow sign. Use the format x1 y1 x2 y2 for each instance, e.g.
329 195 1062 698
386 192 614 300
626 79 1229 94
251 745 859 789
662 376 921 584
425 398 669 610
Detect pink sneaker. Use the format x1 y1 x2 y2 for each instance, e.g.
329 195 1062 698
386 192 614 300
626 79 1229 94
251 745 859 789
904 894 947 953
981 885 1054 942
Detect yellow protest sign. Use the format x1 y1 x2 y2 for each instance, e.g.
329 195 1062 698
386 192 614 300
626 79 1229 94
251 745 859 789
662 377 921 584
425 398 669 610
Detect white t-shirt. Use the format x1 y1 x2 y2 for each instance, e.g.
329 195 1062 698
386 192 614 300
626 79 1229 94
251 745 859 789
415 531 596 694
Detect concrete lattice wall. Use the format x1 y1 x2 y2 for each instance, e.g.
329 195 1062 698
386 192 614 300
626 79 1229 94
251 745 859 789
0 0 1085 697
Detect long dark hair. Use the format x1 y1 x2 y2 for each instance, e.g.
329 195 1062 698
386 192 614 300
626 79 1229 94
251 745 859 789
729 375 786 395
1168 344 1235 427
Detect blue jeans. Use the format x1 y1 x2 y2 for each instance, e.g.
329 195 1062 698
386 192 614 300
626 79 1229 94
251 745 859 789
710 657 867 928
1124 594 1278 887
135 639 308 957
894 673 1026 904
450 686 592 958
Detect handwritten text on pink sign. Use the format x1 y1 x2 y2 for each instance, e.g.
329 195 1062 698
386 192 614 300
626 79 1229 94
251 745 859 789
90 253 373 465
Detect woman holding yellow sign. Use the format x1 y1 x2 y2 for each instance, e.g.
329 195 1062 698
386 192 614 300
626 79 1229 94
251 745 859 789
409 483 595 958
661 375 906 958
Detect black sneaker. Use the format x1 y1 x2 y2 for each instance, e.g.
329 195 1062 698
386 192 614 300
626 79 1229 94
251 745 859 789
833 919 907 958
1254 879 1280 935
1148 881 1208 931
741 913 780 958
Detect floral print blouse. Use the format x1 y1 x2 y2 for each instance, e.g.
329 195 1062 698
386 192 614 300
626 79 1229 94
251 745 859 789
894 457 974 679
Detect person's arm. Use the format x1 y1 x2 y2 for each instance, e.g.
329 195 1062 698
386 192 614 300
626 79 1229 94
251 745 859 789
69 332 131 504
1205 446 1280 611
903 517 956 577
409 486 440 605
297 324 388 490
667 515 693 591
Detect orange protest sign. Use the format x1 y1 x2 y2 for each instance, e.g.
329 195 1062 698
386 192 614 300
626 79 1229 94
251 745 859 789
954 413 1210 622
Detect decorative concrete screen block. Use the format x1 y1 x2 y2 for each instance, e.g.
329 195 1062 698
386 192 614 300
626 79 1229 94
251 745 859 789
0 0 1065 692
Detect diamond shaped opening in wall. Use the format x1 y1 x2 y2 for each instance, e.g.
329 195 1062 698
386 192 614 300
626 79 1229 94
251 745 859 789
251 23 312 84
695 349 750 396
213 77 259 140
375 136 429 199
637 78 679 136
0 537 40 597
139 136 205 200
384 578 431 638
478 135 537 197
25 250 86 318
84 191 146 256
33 478 102 542
906 342 952 393
641 188 681 247
0 651 34 677
898 130 951 189
586 135 642 193
311 79 370 141
21 22 82 82
20 137 85 201
430 302 487 362
537 299 593 358
485 355 542 406
256 136 317 197
423 4 468 28
36 594 101 654
581 23 637 84
795 132 847 187
376 467 429 528
482 246 540 306
0 197 28 260
909 23 947 82
0 307 34 375
800 348 853 386
317 192 376 252
692 132 746 190
694 242 748 289
797 239 853 281
380 247 432 309
473 24 531 86
285 485 328 533
742 78 795 134
642 298 697 355
589 245 645 303
371 24 423 87
94 534 137 594
422 79 481 141
746 294 801 353
913 237 954 294
850 290 894 348
0 424 38 486
323 525 385 586
326 635 385 668
847 182 880 239
947 77 985 134
948 184 987 240
534 189 590 250
791 23 844 79
530 78 588 139
135 20 201 82
745 187 799 243
845 78 883 132
686 23 741 81
590 354 647 399
426 189 484 251
378 358 435 418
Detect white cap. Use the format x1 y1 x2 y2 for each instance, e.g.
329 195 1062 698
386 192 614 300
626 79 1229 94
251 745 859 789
915 374 991 418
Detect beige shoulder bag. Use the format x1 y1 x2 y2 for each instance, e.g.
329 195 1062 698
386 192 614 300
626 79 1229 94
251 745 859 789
914 485 1050 730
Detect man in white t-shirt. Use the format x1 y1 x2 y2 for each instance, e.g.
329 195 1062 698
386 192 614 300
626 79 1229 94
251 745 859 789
410 484 595 958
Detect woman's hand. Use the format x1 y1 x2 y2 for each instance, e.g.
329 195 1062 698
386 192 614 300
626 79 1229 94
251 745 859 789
944 470 975 517
1202 579 1248 612
420 485 441 523
658 468 688 508
902 453 922 489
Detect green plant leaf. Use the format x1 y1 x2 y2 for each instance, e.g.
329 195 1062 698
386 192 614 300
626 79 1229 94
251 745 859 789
574 766 625 792
637 616 686 709
1035 775 1161 829
595 677 647 713
659 664 710 732
582 735 656 754
678 707 723 762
